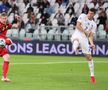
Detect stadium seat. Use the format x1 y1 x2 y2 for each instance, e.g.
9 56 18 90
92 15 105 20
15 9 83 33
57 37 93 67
50 0 56 6
6 29 12 37
47 28 56 40
62 29 69 41
54 29 61 41
19 29 26 40
31 0 37 5
94 31 97 40
97 25 106 39
33 29 40 40
4 0 108 42
54 3 59 13
51 19 58 26
86 0 92 3
11 29 19 38
60 5 66 14
37 13 41 19
8 13 14 23
102 2 108 10
47 5 55 15
39 24 47 40
22 13 29 24
50 13 56 21
107 34 108 39
64 13 70 25
35 8 39 14
94 13 99 22
87 3 94 9
26 33 33 39
74 3 80 15
106 9 108 18
68 25 75 35
25 24 32 32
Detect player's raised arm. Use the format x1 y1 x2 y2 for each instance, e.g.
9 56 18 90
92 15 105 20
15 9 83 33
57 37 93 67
88 32 96 51
76 15 91 37
89 22 97 51
76 21 85 32
76 14 85 32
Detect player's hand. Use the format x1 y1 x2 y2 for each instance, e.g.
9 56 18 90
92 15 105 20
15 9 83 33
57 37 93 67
90 44 96 51
12 24 19 29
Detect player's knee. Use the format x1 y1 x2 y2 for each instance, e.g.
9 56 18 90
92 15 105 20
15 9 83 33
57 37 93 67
85 54 92 60
3 54 10 62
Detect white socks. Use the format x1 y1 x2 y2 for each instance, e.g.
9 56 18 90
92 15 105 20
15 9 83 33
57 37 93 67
88 60 94 76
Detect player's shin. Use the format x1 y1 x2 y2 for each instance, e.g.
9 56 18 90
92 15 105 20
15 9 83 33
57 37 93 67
88 60 94 76
88 59 96 84
2 61 9 78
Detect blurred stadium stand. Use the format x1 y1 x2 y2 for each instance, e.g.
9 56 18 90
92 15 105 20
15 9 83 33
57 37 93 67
0 0 108 41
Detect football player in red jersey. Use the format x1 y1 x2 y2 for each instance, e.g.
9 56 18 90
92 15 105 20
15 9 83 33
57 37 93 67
0 6 20 82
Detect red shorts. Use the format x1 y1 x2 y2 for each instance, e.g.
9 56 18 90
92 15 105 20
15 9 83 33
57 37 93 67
0 47 8 57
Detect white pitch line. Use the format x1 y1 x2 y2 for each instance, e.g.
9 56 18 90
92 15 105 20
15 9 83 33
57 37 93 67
0 60 108 65
0 60 107 65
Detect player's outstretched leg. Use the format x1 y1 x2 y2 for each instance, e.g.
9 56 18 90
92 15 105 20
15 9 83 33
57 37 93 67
85 54 96 84
1 54 11 82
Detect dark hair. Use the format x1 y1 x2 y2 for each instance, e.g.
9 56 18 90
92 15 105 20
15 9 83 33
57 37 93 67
89 8 96 14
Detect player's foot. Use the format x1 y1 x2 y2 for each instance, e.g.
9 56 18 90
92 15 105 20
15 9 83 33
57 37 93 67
1 76 11 82
91 76 96 84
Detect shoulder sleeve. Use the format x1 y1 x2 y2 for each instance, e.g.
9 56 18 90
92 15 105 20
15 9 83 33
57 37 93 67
77 14 86 23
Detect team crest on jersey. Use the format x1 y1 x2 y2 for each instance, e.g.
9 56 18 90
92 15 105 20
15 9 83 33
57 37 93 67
87 22 90 25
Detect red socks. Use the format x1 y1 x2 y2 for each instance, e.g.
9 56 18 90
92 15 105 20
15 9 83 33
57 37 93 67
2 61 9 78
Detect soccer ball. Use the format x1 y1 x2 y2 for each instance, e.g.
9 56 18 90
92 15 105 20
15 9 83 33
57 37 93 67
0 38 6 47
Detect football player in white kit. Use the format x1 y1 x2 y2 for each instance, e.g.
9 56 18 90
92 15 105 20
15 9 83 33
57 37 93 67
71 8 97 84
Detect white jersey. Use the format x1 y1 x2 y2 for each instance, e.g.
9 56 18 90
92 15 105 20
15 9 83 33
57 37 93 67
71 14 97 54
74 13 97 39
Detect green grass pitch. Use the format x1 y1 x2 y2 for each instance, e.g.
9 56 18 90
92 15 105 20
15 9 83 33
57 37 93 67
0 55 108 90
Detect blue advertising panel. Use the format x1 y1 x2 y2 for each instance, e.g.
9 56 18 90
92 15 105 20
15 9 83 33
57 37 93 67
6 40 108 56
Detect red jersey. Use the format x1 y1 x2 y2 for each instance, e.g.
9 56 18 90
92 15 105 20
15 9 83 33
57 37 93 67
0 22 12 56
0 22 12 45
0 22 12 37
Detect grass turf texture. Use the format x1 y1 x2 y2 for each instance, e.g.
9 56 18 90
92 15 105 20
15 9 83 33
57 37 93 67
0 55 108 90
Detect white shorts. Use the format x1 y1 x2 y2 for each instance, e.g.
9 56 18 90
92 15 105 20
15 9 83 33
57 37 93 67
71 31 91 54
